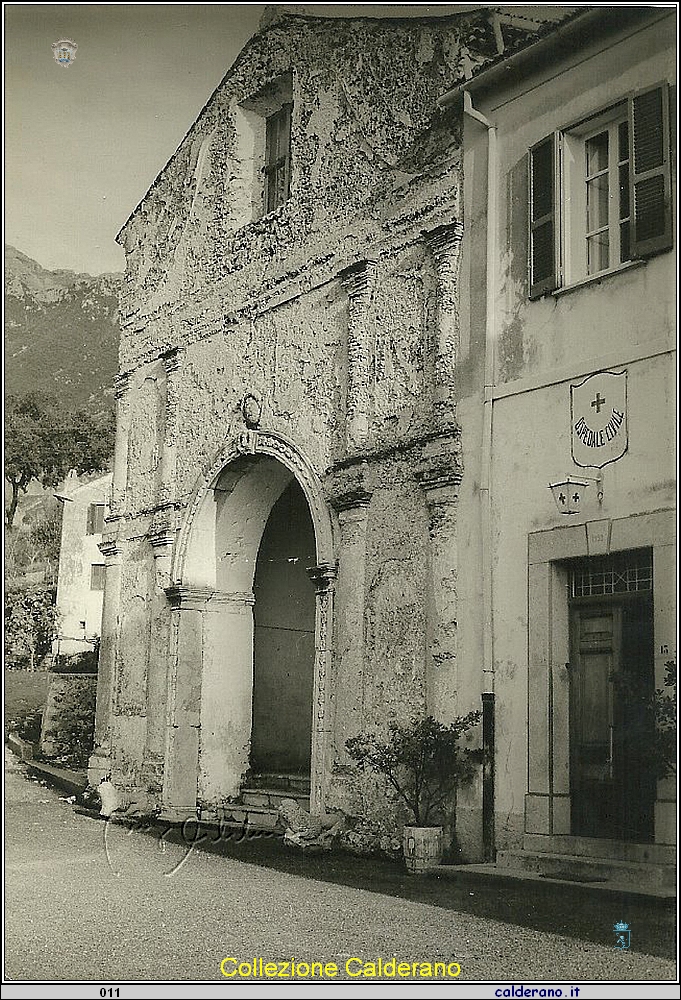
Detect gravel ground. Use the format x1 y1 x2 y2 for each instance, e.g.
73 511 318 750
4 750 676 984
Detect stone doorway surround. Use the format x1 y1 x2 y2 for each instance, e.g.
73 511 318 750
162 429 337 822
525 509 675 857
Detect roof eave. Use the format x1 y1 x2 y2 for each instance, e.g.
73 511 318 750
437 6 664 109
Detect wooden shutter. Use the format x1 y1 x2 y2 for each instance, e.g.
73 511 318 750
629 83 672 258
529 133 561 298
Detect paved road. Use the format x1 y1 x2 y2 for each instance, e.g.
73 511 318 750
4 751 676 985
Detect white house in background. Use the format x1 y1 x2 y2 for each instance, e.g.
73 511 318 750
53 473 112 658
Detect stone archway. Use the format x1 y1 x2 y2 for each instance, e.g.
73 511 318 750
162 432 336 821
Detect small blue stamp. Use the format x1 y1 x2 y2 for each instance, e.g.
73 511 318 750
613 920 631 950
52 39 78 68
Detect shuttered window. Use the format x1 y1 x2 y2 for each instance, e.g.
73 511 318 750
86 503 105 535
90 564 106 591
629 84 673 257
528 84 672 296
529 133 560 298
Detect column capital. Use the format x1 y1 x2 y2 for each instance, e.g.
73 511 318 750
338 258 376 301
114 372 131 399
307 562 338 594
416 430 464 495
162 346 185 375
325 460 373 512
98 536 122 562
165 586 255 611
422 221 464 267
149 522 176 555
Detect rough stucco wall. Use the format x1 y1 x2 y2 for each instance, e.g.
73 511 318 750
105 12 496 834
363 469 429 731
115 538 153 716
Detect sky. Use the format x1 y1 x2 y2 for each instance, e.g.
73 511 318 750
5 3 577 275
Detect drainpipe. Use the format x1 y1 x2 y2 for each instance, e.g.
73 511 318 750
463 90 497 861
462 91 496 696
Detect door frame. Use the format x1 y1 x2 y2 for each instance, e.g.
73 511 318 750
525 510 675 848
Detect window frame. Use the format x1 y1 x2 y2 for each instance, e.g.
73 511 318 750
528 83 672 300
263 101 293 216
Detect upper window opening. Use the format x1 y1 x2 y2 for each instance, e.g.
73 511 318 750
264 103 292 214
238 73 293 222
86 503 106 535
529 83 672 298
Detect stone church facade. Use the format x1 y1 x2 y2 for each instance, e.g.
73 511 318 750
90 6 676 879
90 8 514 855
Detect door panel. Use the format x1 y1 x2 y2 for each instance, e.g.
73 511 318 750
569 597 654 841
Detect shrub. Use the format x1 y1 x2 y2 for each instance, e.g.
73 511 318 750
346 713 483 826
47 681 97 768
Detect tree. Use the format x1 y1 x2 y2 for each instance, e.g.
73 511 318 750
4 584 59 670
4 393 115 527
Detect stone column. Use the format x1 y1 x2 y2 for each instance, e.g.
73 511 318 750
339 260 376 453
88 536 123 786
110 373 131 514
159 347 184 508
141 524 175 797
325 462 372 759
307 562 338 815
161 585 216 820
423 222 464 429
415 430 463 718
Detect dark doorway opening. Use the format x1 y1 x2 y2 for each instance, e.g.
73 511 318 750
250 479 316 776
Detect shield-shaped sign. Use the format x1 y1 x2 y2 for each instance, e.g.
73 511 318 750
570 370 628 469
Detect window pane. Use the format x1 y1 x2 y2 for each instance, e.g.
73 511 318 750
587 232 609 273
618 164 630 220
618 120 629 162
586 174 609 231
620 221 630 263
90 564 106 591
586 131 608 175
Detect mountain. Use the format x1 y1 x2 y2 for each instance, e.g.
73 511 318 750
4 245 122 413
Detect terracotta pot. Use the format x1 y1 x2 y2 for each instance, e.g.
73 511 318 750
403 824 444 873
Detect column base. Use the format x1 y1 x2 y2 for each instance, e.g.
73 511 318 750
88 749 112 789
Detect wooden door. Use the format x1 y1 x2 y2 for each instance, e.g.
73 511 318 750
569 596 654 841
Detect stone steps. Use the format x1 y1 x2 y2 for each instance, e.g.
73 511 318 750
199 774 312 833
240 787 310 811
495 849 675 894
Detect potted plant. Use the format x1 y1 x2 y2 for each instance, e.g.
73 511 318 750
345 712 482 873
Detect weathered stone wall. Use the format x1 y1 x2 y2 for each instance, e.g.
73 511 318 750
96 11 496 848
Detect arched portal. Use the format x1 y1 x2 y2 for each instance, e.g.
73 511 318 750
251 479 316 774
165 434 336 819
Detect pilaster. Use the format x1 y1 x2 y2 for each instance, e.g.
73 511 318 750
339 260 376 453
423 222 464 430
